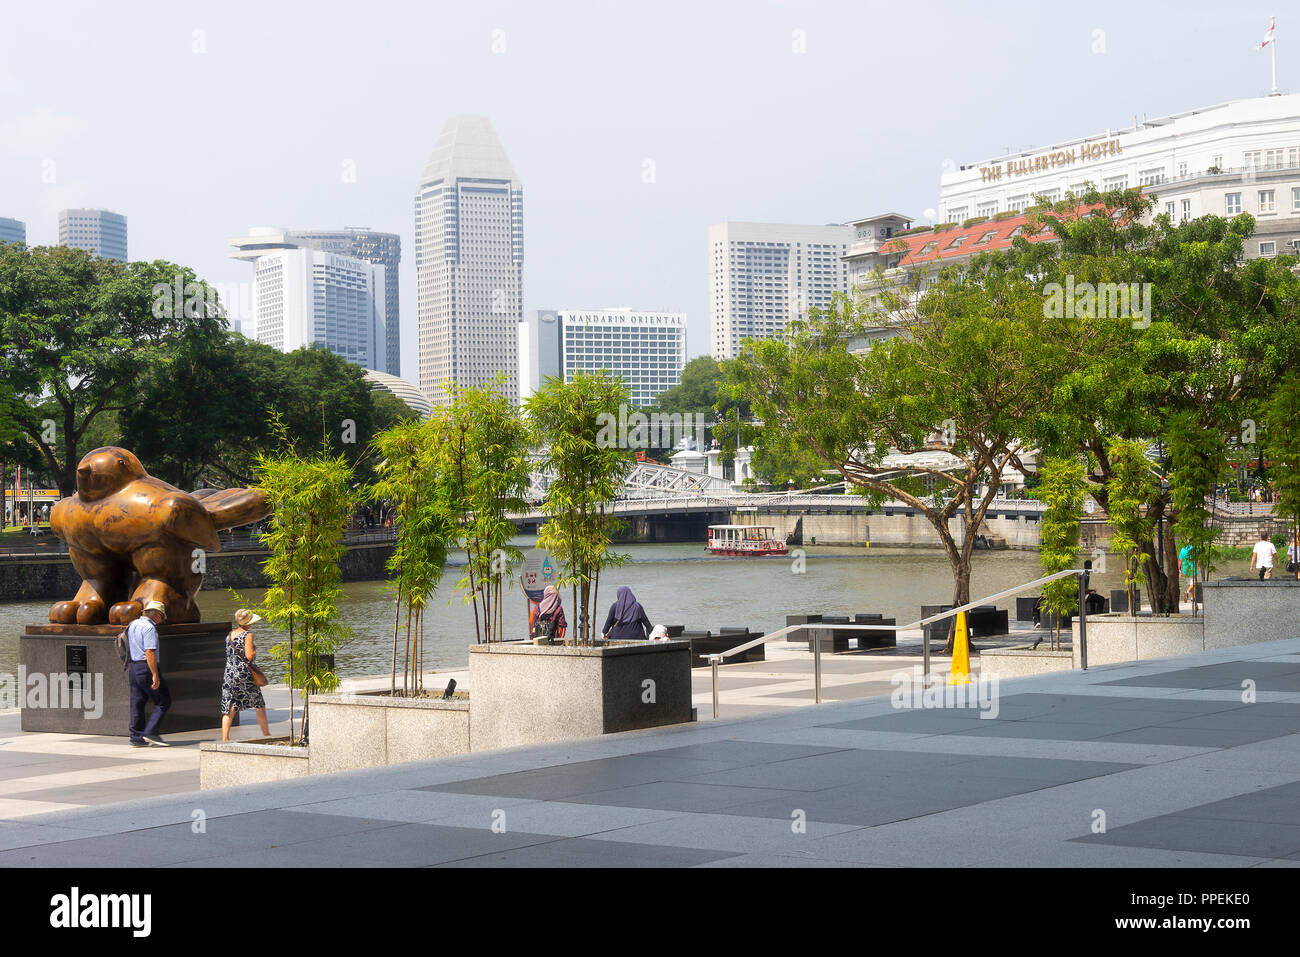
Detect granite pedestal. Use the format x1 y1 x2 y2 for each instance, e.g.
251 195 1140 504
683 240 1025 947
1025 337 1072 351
19 621 231 735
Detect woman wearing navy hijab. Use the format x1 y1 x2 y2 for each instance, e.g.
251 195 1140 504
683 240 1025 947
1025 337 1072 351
601 586 653 640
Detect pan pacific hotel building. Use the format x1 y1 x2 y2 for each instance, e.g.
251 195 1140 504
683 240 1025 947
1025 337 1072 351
937 93 1300 261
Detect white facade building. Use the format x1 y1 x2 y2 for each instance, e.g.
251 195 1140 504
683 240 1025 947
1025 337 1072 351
708 221 851 360
252 248 387 372
536 308 687 407
58 208 127 261
939 93 1300 260
414 115 524 406
231 227 402 375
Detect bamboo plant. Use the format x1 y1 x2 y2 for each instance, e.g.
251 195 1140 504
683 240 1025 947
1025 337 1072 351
1037 454 1086 649
434 378 531 644
249 416 353 744
525 371 634 645
370 417 454 695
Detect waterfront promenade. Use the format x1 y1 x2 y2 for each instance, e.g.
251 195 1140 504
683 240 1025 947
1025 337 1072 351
0 632 975 818
2 637 1300 866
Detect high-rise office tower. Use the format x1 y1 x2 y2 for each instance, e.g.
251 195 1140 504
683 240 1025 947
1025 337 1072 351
58 208 128 261
230 226 402 375
707 221 851 360
414 115 524 405
251 248 386 372
0 218 25 245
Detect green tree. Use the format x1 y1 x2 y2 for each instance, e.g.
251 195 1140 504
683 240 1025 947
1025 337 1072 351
526 371 635 644
1027 188 1300 611
1263 373 1300 560
725 274 1079 651
0 245 226 495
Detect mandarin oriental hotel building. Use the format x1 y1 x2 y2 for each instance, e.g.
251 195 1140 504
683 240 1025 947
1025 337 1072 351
519 308 686 407
939 93 1300 260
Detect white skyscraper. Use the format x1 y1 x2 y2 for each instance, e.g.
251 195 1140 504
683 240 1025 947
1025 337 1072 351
252 248 386 372
58 208 128 262
414 115 524 405
707 221 852 360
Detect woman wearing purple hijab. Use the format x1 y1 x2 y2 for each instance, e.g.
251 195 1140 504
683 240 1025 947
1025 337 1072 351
601 586 653 640
535 585 566 640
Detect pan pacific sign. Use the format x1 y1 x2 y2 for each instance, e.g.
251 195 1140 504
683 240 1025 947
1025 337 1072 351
978 136 1124 182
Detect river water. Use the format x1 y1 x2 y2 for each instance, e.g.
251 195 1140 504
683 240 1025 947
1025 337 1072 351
0 536 1162 682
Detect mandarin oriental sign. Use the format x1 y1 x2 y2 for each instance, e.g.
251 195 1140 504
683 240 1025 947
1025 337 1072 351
979 136 1124 182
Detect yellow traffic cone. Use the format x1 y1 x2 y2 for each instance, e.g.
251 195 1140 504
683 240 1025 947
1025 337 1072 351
948 610 972 685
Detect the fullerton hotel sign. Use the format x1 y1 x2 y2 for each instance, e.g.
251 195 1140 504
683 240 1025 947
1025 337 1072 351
978 137 1124 182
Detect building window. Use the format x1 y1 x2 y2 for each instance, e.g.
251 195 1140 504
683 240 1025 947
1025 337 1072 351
1244 151 1261 170
1293 186 1300 211
1178 161 1188 178
1139 168 1166 186
1166 202 1176 218
974 230 998 246
1007 195 1027 213
1103 175 1128 191
1260 190 1276 214
1266 149 1286 170
1181 199 1191 221
1260 241 1277 257
1212 154 1223 171
976 202 997 218
1226 193 1242 215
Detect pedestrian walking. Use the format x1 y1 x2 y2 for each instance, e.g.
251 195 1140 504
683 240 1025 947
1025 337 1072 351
600 586 652 641
1250 531 1277 581
221 609 270 741
127 599 171 747
1179 543 1197 603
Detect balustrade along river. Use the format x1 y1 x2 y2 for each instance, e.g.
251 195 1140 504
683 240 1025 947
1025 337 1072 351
0 537 1149 682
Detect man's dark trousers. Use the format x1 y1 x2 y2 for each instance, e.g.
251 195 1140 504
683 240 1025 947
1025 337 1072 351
128 660 171 740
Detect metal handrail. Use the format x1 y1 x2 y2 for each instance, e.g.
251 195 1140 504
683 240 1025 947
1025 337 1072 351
705 567 1090 718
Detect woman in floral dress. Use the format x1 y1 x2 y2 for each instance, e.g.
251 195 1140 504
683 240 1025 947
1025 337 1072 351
221 608 270 740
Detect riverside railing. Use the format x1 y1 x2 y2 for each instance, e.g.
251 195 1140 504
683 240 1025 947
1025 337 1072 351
704 568 1092 719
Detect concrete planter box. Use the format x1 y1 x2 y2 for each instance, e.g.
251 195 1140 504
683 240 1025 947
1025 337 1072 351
308 692 470 774
1202 579 1300 649
199 737 309 789
977 646 1074 678
468 640 694 751
1071 613 1204 667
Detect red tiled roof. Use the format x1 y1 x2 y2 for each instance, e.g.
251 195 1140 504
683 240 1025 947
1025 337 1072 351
880 204 1100 268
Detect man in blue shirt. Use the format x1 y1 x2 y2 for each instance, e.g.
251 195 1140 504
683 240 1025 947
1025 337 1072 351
126 600 172 747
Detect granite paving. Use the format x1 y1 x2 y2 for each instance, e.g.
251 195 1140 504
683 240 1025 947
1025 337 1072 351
2 638 1300 866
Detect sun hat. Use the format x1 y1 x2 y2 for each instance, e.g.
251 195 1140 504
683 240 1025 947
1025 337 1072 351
234 609 262 627
143 599 167 619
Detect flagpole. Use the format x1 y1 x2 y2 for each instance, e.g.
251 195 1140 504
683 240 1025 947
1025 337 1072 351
1273 36 1279 95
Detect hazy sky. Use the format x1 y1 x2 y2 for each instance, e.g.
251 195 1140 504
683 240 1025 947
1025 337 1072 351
1 0 1289 377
